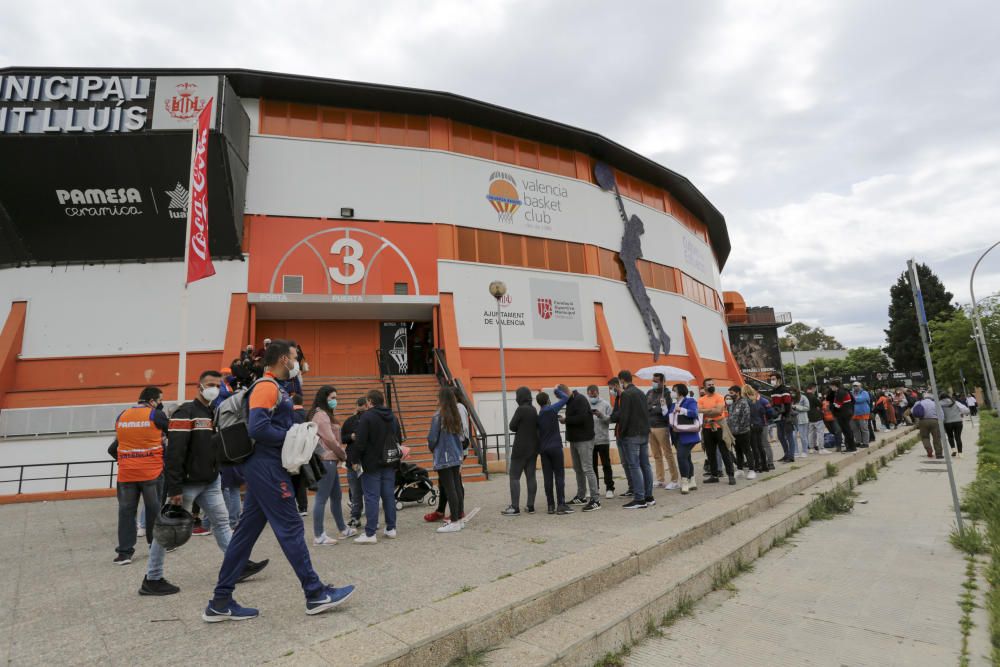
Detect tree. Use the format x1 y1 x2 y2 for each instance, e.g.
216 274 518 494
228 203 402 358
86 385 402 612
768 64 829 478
884 263 956 370
843 347 891 373
779 322 844 351
929 298 1000 394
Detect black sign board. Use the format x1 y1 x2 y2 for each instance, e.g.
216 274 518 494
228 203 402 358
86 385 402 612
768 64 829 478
380 322 409 375
0 132 242 264
729 325 781 382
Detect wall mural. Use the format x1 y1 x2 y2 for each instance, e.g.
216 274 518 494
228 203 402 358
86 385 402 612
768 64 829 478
594 162 672 360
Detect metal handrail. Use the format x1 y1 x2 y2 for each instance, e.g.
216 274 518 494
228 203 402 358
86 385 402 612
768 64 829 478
0 459 118 495
375 349 408 442
433 348 489 478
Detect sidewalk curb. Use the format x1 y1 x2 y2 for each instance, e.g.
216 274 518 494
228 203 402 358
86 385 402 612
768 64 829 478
300 428 918 667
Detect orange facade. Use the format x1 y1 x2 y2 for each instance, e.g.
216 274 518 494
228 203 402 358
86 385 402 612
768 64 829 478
256 320 380 377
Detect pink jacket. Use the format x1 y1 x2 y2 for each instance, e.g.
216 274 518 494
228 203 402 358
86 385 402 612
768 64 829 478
311 410 346 462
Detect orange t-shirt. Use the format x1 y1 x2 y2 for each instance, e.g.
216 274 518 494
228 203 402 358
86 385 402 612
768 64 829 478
115 406 164 482
698 393 727 430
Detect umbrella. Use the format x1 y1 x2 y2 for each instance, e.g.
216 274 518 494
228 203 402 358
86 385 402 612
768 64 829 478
635 365 694 382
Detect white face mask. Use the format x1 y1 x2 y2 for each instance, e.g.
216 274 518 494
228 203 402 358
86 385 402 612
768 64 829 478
201 386 220 401
670 391 678 401
285 359 301 379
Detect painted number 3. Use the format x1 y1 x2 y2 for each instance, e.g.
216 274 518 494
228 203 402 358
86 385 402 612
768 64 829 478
329 237 365 285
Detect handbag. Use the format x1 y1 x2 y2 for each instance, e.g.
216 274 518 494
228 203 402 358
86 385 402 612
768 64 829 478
670 409 702 433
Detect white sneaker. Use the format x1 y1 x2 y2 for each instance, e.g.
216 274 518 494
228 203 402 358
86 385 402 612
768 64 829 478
951 449 958 457
314 533 337 546
818 448 830 454
605 489 614 499
746 470 757 480
665 481 680 490
680 479 690 494
383 529 398 539
688 477 697 491
136 526 145 538
340 527 358 538
734 469 744 478
353 533 377 545
654 480 665 488
437 521 463 533
959 452 964 459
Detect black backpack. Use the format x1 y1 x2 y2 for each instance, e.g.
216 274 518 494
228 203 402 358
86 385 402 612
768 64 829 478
379 421 402 468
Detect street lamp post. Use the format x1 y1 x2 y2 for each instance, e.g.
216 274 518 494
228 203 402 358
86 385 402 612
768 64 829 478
489 280 512 469
970 241 1000 409
788 335 803 390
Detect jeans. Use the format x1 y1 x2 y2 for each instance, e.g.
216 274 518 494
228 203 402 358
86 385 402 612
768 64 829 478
675 440 696 479
750 425 769 471
313 460 346 537
945 421 964 453
346 467 364 521
648 427 680 483
117 475 162 556
148 476 232 580
539 446 566 507
776 420 795 459
203 484 242 532
703 427 734 477
850 418 869 448
437 466 464 521
569 439 599 500
509 455 538 509
793 423 810 455
361 467 397 537
592 444 614 491
621 435 653 499
807 421 826 451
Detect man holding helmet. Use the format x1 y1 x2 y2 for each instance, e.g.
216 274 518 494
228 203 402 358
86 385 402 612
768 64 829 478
140 370 268 596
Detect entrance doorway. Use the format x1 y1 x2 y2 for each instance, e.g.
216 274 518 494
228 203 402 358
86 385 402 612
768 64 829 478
255 319 433 377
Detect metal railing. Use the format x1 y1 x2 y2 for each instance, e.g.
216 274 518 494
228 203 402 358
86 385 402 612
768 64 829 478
0 460 118 495
375 349 408 442
433 348 488 478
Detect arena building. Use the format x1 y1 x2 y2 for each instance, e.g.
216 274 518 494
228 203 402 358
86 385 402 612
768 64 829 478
0 68 741 488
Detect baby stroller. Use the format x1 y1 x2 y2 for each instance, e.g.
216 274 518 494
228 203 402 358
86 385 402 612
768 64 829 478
394 462 438 511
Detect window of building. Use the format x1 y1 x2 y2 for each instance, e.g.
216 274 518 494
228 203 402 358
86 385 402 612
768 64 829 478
319 108 347 140
495 134 516 164
451 121 471 155
546 239 568 272
517 140 539 169
406 115 430 148
379 112 407 146
469 126 494 159
476 229 502 265
288 103 317 138
457 227 477 262
567 242 586 274
350 110 377 143
394 282 409 295
502 233 524 266
525 236 546 269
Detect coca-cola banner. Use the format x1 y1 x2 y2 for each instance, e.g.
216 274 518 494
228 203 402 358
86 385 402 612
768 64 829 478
185 99 215 284
0 73 220 134
0 132 241 263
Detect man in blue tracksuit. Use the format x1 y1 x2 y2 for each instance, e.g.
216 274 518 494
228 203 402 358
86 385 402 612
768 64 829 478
203 339 355 622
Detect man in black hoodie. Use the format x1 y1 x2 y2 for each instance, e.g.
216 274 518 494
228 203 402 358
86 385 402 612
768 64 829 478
616 370 654 509
828 380 856 452
561 384 600 512
502 386 539 516
350 389 403 543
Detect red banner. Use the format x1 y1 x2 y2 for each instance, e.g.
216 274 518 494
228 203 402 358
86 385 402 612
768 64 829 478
185 98 215 284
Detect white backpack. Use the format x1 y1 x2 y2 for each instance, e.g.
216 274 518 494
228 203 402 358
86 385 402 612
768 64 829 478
282 422 319 474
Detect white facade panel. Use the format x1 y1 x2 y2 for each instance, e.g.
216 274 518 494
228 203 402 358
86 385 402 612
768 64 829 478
0 260 247 358
246 136 722 290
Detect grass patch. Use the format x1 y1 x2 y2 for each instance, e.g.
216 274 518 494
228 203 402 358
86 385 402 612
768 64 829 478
809 485 856 521
593 644 631 667
957 556 979 667
448 649 492 667
527 536 547 545
950 524 989 555
855 462 878 485
494 572 512 581
661 596 694 627
825 462 838 478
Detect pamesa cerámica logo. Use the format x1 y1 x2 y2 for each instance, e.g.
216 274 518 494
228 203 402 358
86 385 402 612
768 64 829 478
485 170 568 226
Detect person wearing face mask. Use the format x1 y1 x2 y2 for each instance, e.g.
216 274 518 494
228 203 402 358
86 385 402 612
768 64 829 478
698 378 736 485
849 382 872 449
587 385 615 499
646 373 680 491
768 373 796 462
607 378 634 498
141 371 269 596
112 386 169 566
562 383 601 511
204 340 356 622
310 386 355 545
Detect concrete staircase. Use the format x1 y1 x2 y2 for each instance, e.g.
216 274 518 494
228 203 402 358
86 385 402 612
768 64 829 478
299 374 486 484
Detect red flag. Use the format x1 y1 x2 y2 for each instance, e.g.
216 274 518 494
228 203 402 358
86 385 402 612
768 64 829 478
185 99 215 284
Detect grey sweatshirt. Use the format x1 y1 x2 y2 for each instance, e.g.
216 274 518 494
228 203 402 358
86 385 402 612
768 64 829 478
591 398 612 444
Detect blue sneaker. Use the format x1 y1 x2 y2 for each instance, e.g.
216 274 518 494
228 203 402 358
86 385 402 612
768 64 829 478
305 584 356 616
202 599 259 622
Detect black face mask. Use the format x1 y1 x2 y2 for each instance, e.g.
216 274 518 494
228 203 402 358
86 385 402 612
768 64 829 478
706 386 716 394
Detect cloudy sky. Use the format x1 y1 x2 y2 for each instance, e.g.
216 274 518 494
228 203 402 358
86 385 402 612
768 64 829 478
3 0 998 348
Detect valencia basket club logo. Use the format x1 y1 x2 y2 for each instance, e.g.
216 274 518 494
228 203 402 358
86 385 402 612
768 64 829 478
537 297 553 320
163 82 209 121
485 171 522 223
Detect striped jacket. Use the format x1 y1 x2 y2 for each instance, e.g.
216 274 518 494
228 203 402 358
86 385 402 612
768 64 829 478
164 398 219 496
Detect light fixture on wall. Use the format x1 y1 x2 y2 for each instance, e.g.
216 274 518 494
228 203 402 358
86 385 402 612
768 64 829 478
340 207 355 218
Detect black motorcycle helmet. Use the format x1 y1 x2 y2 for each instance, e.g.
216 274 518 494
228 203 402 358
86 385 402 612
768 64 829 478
152 503 194 551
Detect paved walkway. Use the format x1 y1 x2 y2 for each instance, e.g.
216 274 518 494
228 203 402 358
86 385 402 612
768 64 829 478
627 422 983 667
0 431 896 666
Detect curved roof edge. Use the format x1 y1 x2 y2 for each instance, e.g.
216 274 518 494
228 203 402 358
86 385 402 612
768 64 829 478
0 66 731 268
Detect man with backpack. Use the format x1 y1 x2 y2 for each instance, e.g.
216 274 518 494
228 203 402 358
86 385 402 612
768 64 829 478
141 370 268 596
204 340 355 622
349 389 404 544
